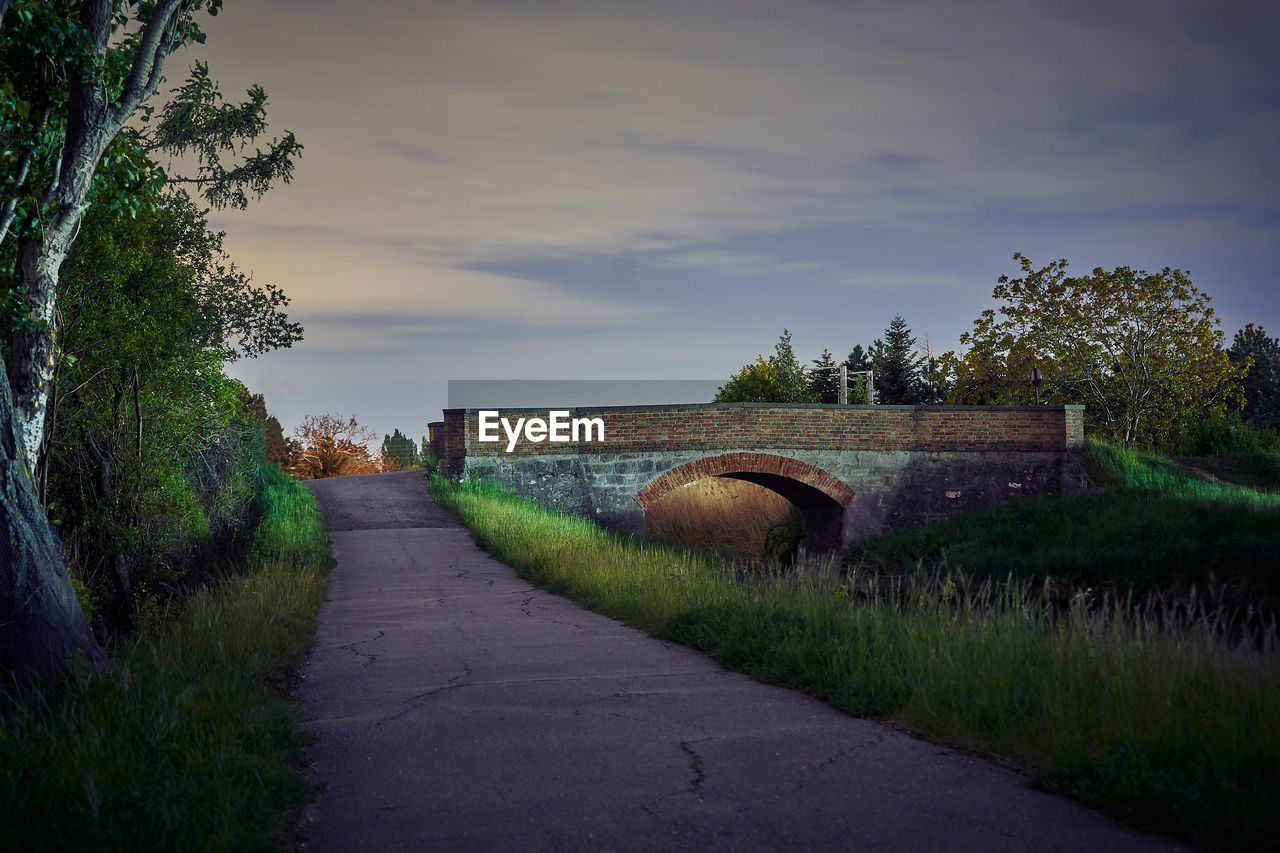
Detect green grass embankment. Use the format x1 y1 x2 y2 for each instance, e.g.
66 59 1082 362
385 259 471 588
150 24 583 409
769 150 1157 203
0 464 332 852
430 449 1280 852
847 440 1280 610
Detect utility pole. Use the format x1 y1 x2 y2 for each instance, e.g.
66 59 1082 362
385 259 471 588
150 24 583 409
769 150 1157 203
838 364 848 405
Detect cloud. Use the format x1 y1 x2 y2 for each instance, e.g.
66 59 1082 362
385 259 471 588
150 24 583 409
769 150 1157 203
198 0 1278 281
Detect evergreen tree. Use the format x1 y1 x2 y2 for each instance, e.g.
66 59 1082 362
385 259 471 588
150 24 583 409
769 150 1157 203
771 329 813 403
872 315 927 404
380 428 420 470
843 344 873 403
265 417 289 465
844 344 872 372
808 348 841 403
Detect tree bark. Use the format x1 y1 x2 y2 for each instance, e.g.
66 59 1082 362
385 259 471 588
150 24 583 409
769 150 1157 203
0 359 107 682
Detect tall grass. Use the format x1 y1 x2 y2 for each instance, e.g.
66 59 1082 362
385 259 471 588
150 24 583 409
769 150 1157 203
431 472 1280 851
645 477 798 561
848 441 1280 610
0 462 331 852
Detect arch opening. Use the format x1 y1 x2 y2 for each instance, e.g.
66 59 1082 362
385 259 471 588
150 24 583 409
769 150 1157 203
636 453 852 557
644 477 802 562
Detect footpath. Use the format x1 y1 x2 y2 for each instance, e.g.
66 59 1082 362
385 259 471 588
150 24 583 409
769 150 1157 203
300 469 1189 852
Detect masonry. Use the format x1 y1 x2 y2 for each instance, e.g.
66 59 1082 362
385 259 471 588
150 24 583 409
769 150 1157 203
436 403 1087 552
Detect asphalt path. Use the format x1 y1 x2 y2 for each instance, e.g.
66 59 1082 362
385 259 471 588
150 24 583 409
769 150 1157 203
299 469 1191 852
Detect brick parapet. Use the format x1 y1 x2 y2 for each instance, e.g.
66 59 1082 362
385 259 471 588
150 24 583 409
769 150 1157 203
441 404 1084 469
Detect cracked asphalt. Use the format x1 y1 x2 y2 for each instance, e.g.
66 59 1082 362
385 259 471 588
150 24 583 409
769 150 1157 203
300 469 1191 852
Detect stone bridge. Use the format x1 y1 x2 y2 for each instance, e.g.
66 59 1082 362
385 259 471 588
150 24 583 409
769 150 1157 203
435 403 1086 552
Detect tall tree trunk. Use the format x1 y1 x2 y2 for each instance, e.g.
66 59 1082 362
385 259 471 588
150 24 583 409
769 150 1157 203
0 360 107 681
8 219 81 464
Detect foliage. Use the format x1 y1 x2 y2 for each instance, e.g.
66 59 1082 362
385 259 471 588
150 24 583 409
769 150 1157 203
40 188 301 633
379 427 420 471
844 343 872 373
430 471 1280 851
0 464 330 851
807 348 841 403
870 314 926 404
293 413 378 479
715 329 815 403
0 0 300 677
1230 323 1280 430
941 253 1245 447
137 60 302 211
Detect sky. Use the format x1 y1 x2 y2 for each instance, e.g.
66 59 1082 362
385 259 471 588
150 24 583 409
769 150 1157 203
176 0 1280 445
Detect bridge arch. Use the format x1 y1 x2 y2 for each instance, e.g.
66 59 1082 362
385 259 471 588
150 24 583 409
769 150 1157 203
636 452 854 553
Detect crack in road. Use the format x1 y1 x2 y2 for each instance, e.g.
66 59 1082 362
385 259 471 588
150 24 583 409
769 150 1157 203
338 630 385 668
377 662 475 727
680 738 712 797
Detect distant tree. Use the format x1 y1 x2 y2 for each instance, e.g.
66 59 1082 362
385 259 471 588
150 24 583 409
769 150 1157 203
770 329 812 402
808 348 841 403
871 315 927 404
841 344 873 404
264 416 287 463
915 334 949 405
237 388 267 423
1230 323 1280 430
294 413 378 479
716 329 816 403
940 253 1244 447
844 344 872 373
379 428 419 471
716 357 783 403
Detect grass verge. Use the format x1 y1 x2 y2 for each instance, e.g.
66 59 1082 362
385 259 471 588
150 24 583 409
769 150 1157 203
431 470 1280 852
0 464 332 852
847 441 1280 610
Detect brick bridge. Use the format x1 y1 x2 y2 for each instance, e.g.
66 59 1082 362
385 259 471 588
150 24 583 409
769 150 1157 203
435 403 1086 552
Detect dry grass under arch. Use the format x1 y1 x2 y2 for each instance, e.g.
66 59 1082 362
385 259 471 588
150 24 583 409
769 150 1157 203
644 476 800 561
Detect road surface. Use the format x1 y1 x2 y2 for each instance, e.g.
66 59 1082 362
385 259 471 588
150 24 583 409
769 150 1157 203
299 469 1189 852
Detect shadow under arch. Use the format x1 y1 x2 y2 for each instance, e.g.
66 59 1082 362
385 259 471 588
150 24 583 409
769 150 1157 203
635 452 853 553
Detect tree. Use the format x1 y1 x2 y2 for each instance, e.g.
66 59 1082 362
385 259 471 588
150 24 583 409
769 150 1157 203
871 315 926 404
294 414 378 480
0 0 299 678
1 362 106 676
1230 323 1280 430
941 253 1244 447
844 344 872 373
1 0 219 679
715 329 816 403
379 428 418 471
840 345 872 404
43 190 300 631
807 348 841 404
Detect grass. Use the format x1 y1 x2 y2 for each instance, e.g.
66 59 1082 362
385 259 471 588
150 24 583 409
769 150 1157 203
1173 452 1280 493
430 464 1280 852
847 441 1280 612
0 463 332 852
645 476 799 561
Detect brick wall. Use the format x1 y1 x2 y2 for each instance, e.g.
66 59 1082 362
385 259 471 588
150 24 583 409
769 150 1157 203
441 404 1084 470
